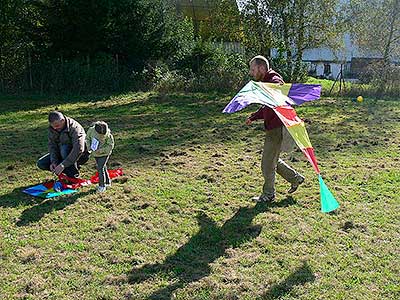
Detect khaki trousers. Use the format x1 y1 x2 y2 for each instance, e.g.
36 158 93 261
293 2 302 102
261 126 301 197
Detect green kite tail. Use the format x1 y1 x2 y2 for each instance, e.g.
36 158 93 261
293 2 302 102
319 175 340 213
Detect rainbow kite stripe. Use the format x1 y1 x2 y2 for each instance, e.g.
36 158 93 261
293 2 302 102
223 81 339 213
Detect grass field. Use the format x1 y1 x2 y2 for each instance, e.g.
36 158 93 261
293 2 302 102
0 92 399 300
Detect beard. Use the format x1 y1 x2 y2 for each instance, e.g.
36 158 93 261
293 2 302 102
253 72 264 81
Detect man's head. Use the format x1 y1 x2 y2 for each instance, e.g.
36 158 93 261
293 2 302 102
48 111 66 131
249 55 270 81
94 121 108 135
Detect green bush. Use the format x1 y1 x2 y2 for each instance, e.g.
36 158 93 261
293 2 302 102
141 41 248 93
139 61 191 92
177 41 248 92
359 63 400 98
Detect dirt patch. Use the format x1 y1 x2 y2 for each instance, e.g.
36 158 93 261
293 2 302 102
196 174 216 183
114 176 128 184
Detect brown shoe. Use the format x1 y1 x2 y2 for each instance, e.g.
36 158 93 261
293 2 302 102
288 176 305 194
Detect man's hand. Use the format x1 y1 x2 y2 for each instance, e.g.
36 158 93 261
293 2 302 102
245 118 253 125
53 163 65 175
50 163 58 172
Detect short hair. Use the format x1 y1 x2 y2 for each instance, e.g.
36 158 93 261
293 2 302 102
94 121 108 135
48 111 65 123
250 55 270 70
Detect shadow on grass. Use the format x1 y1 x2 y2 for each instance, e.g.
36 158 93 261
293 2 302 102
128 196 297 300
1 92 245 167
0 187 36 208
262 261 315 299
16 190 93 226
69 92 240 162
3 93 395 170
0 93 120 114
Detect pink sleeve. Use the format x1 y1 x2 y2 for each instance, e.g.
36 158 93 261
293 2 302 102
270 75 285 84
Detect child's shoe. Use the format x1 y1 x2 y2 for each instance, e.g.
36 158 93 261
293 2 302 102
97 186 106 193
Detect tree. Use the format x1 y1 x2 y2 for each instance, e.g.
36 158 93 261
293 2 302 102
241 0 273 58
106 0 194 69
0 0 195 92
349 0 400 63
37 0 110 59
240 0 345 81
199 0 243 43
0 0 42 91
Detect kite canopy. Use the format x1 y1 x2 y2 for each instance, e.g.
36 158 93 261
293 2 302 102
223 81 339 213
222 82 322 114
23 181 76 198
23 168 124 198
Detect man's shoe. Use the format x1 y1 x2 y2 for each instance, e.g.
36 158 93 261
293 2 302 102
288 175 305 194
252 194 275 202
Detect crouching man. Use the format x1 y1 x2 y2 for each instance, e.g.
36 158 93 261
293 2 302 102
37 111 89 178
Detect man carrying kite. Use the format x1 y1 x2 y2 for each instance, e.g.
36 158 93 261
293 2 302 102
245 56 305 202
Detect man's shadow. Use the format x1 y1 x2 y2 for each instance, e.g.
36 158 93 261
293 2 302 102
128 196 297 300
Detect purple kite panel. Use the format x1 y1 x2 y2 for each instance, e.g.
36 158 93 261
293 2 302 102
288 84 322 105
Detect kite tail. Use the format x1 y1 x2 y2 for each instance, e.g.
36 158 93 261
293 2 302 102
318 175 340 213
301 148 340 213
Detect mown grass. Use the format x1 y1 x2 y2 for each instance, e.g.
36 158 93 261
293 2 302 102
0 91 399 300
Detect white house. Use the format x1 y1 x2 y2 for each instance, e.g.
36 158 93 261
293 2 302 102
302 34 383 79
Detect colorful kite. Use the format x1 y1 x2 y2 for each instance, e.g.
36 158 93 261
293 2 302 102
223 81 339 213
22 181 77 198
23 168 124 198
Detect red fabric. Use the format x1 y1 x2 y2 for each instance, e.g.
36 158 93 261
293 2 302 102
43 181 54 189
58 168 123 189
302 148 320 174
58 174 91 189
90 168 124 184
273 105 302 127
249 70 285 130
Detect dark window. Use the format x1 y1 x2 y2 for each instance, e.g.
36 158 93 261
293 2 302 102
324 64 331 76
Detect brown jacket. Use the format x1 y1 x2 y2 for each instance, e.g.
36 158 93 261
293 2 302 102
48 116 86 167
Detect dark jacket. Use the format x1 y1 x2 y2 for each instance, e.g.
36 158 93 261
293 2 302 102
249 69 285 130
48 116 86 167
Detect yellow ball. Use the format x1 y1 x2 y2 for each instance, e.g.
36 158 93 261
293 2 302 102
357 96 363 102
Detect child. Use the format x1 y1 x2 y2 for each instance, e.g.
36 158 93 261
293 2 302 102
85 121 115 192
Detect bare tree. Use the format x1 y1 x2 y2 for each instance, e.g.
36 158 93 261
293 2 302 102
349 0 400 63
